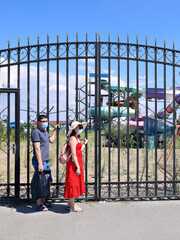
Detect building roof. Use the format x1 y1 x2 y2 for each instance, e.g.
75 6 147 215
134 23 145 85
32 121 71 125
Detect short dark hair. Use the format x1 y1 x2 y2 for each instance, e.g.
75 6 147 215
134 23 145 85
37 114 47 122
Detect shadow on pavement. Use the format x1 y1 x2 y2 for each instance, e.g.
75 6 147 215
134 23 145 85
48 204 70 214
0 201 70 214
16 203 70 214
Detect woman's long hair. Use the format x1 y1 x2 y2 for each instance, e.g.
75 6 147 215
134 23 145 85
70 129 76 138
69 129 81 139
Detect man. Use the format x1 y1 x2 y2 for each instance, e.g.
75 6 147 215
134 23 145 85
31 114 59 211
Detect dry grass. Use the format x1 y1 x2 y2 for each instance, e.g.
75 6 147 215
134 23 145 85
0 131 180 185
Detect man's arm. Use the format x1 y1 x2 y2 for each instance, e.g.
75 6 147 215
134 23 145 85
33 142 44 172
49 124 60 143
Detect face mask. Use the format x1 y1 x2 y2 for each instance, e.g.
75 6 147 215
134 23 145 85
41 122 48 129
77 129 83 135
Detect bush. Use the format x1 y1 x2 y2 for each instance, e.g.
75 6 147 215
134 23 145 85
104 126 144 148
20 123 36 139
0 121 4 134
0 121 6 139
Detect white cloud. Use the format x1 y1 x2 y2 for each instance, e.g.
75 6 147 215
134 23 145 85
101 69 116 75
49 84 66 91
79 59 95 64
139 76 146 79
1 57 169 121
78 65 85 71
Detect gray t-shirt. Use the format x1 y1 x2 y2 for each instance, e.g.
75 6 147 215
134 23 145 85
31 128 50 162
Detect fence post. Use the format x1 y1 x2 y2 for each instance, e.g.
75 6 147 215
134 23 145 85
94 34 101 200
15 90 20 198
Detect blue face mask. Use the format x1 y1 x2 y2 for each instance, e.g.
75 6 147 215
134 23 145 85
41 122 48 129
77 129 83 135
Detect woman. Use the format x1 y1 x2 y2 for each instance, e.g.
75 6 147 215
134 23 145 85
64 121 88 212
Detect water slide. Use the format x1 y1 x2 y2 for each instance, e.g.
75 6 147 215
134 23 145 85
111 117 143 130
143 87 180 100
106 99 137 109
89 79 142 121
101 79 143 98
129 118 144 130
89 106 135 121
143 87 180 119
157 93 180 119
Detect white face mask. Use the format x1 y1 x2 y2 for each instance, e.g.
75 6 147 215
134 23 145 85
41 122 48 129
77 129 83 135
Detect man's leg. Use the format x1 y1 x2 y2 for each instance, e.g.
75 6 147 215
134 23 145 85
37 199 42 206
42 161 53 208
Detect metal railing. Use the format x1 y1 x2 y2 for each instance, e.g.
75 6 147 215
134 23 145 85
0 34 180 200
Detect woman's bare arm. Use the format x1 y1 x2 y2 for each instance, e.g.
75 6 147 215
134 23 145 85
69 136 81 175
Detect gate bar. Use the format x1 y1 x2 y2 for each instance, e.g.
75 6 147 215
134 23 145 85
15 90 20 198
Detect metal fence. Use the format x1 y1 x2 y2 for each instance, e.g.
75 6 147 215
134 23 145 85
0 34 180 201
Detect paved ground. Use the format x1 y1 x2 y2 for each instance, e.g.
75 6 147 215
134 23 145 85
0 200 180 240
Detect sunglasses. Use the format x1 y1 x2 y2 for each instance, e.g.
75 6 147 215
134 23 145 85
79 125 83 129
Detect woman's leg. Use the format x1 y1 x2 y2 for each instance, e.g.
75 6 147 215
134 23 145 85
69 198 75 210
68 198 84 212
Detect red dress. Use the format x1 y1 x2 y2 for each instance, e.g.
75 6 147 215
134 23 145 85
64 140 85 199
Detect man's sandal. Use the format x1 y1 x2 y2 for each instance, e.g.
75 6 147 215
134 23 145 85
37 203 48 211
43 201 53 208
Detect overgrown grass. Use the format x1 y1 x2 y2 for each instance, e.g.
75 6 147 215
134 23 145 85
1 124 180 185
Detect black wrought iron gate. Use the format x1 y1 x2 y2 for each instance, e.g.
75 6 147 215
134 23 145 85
0 35 180 201
0 88 20 199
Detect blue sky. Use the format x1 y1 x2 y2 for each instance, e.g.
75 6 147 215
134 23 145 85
1 0 180 49
1 0 180 121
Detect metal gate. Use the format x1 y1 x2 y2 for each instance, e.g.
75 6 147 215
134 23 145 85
0 34 180 200
0 88 20 199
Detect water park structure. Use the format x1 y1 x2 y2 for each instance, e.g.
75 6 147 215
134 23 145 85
88 73 180 148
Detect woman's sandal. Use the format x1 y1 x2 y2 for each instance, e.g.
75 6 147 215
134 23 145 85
37 203 48 211
70 205 84 212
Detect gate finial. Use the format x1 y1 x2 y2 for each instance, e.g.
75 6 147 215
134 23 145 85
173 40 175 46
18 37 20 43
127 33 129 39
8 39 10 44
145 35 148 41
86 32 88 38
118 33 120 39
57 33 59 39
47 34 49 40
136 34 138 40
164 38 166 44
155 37 157 42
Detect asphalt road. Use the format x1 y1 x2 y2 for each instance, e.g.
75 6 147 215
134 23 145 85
0 200 180 240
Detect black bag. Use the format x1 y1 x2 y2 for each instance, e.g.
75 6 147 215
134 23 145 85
31 171 51 200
